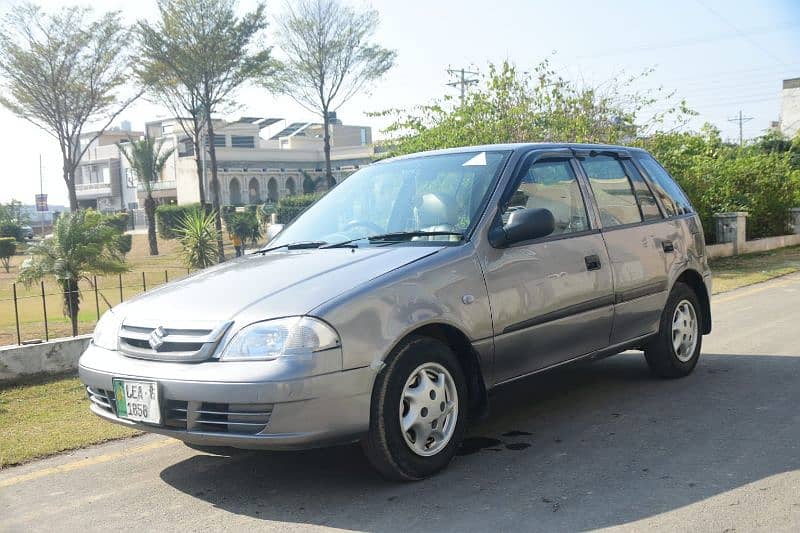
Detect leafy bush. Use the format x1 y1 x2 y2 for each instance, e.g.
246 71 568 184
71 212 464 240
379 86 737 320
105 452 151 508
226 211 261 248
276 193 323 224
641 126 800 241
116 233 133 257
156 203 201 239
0 237 16 273
0 222 23 242
104 212 130 233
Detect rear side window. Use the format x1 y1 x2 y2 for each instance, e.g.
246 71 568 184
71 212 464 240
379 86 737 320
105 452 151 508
622 160 661 221
580 155 642 227
634 153 693 217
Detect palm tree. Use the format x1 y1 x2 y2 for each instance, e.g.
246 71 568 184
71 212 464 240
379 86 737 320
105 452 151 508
18 211 128 336
118 135 175 255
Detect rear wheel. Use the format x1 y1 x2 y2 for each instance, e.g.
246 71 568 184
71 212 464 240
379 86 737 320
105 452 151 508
362 335 468 481
644 282 702 378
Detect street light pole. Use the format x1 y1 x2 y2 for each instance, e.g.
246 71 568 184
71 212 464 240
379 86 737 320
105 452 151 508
38 154 45 238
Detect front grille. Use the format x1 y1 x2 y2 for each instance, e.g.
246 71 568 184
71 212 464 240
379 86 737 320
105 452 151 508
192 402 273 435
86 387 116 415
118 320 232 362
164 399 189 429
92 392 272 436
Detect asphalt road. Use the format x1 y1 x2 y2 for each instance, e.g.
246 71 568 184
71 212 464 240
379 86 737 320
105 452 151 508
3 273 800 532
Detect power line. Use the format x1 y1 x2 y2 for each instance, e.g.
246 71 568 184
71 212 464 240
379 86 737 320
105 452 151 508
728 110 754 146
446 67 479 101
695 0 791 68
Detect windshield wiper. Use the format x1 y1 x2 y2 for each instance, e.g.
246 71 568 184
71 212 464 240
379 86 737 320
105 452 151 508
368 230 465 242
254 241 327 254
320 230 464 249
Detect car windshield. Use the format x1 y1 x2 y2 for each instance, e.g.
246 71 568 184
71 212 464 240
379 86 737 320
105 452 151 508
268 150 509 247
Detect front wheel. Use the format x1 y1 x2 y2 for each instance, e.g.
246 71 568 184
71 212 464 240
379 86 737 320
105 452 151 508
644 282 703 378
362 335 468 481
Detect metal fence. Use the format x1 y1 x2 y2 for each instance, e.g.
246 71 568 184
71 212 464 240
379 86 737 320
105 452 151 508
2 268 192 346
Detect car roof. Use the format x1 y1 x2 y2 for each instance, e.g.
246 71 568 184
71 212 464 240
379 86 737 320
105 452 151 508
378 142 649 163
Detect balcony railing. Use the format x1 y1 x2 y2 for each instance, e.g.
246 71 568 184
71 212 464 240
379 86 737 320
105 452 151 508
137 180 177 192
75 182 112 197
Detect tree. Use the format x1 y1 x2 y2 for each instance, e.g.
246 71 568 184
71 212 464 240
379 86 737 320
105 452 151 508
118 136 176 256
270 0 396 188
0 237 16 273
0 4 140 212
138 0 274 263
177 208 219 269
18 211 128 336
379 60 692 157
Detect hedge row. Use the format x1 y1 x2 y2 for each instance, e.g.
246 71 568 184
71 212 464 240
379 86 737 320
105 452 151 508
155 203 201 239
275 193 323 224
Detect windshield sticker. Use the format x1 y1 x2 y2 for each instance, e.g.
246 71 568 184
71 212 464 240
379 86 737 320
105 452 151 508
462 152 487 166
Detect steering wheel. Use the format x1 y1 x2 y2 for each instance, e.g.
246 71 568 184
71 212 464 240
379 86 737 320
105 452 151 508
343 219 384 236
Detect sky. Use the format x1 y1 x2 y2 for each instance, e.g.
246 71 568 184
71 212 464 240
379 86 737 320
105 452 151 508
0 0 798 206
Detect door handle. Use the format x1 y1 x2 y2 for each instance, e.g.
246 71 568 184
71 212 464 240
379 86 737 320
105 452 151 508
585 254 602 271
662 240 675 253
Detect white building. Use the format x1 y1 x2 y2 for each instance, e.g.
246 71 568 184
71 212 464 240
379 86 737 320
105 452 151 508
74 116 374 212
146 115 374 206
779 78 800 139
74 125 143 212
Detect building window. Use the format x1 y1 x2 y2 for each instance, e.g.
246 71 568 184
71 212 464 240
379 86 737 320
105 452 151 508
205 135 226 147
231 135 255 148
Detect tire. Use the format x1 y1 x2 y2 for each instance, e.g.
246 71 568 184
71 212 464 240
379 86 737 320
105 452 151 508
362 335 468 481
644 282 703 378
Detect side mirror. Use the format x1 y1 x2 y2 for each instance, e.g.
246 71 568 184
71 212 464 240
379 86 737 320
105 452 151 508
266 223 284 242
489 208 555 247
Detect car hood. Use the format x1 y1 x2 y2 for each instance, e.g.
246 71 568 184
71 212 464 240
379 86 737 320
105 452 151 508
120 246 441 325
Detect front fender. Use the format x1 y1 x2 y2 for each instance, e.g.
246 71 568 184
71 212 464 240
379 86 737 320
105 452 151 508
312 244 493 371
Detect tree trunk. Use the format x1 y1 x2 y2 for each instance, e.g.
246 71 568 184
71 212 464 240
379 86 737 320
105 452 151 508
65 164 78 212
145 194 159 256
323 111 334 189
206 119 226 263
192 133 206 206
64 279 80 337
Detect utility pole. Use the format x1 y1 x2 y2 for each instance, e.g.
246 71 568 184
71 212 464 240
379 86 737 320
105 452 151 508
728 110 753 147
446 67 479 101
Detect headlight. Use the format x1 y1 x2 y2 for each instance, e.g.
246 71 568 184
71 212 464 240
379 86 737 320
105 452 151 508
219 317 340 361
92 309 121 350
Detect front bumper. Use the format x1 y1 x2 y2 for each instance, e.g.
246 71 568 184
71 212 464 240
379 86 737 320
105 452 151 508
78 344 374 450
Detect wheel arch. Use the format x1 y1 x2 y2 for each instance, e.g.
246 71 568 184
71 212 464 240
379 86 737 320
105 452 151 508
391 323 490 421
674 269 711 334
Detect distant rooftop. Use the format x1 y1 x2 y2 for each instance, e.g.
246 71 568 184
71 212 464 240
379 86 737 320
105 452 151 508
783 78 800 90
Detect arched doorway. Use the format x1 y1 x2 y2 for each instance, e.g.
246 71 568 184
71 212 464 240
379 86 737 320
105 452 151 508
248 177 260 204
267 178 278 202
286 177 296 196
229 177 242 205
303 176 315 193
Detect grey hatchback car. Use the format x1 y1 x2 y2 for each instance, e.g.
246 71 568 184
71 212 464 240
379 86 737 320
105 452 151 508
80 144 712 480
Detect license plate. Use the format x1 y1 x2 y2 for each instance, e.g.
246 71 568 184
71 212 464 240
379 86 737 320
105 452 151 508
113 379 161 424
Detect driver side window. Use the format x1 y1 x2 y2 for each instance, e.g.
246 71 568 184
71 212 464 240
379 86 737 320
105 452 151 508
502 159 589 236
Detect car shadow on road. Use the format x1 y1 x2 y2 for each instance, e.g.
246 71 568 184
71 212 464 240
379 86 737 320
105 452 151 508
159 351 800 531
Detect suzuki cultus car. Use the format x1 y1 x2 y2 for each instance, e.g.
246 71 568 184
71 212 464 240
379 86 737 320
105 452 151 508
80 144 711 480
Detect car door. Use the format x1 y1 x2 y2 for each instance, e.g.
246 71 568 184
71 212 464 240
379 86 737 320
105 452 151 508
575 150 675 344
479 150 614 384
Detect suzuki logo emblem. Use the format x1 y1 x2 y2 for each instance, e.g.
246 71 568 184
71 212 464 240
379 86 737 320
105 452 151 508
148 326 167 351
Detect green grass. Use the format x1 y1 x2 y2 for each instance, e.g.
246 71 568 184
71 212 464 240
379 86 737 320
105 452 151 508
709 245 800 294
0 233 246 345
0 374 140 468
